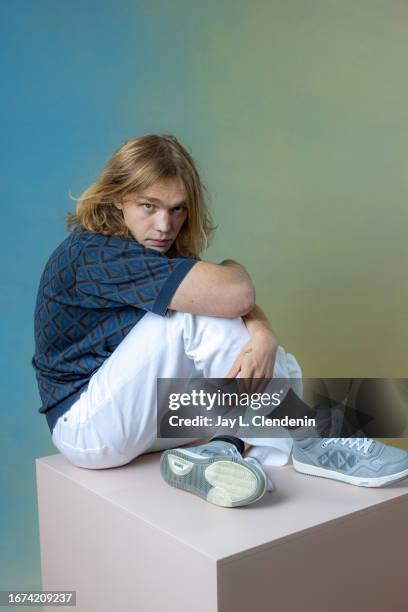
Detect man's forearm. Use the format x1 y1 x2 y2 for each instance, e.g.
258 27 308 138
242 304 277 339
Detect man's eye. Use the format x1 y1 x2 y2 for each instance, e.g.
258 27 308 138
173 206 185 214
142 203 153 210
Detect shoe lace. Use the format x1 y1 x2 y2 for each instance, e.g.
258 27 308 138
323 437 374 454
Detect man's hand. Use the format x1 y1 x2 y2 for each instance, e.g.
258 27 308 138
225 330 278 394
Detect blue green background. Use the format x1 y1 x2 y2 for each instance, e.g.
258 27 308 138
1 1 408 606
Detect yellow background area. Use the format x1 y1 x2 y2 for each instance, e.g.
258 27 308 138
185 1 408 448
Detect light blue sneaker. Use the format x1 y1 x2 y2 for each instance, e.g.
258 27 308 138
292 437 408 487
160 436 273 507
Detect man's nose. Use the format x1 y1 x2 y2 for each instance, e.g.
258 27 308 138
154 212 171 233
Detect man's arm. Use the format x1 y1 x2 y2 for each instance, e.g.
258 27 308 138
225 303 279 382
168 259 255 318
242 304 275 339
169 260 278 382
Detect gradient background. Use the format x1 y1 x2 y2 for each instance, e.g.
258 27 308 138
1 0 408 606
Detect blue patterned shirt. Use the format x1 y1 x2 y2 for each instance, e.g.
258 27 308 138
32 230 197 433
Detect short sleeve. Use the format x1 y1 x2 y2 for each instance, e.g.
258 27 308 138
75 233 198 314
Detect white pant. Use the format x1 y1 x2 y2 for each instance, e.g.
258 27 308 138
52 311 302 469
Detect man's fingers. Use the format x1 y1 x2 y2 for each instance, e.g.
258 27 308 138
237 377 249 395
225 360 240 379
244 373 273 395
254 378 271 394
239 368 253 394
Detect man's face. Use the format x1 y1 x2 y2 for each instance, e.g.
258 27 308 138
115 177 188 253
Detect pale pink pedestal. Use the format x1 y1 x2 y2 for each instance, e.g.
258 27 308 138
36 451 408 612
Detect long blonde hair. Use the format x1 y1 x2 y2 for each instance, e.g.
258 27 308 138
66 134 216 258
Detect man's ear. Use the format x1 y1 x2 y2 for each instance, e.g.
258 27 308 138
114 201 123 210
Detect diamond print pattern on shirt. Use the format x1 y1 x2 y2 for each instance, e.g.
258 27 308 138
33 230 197 416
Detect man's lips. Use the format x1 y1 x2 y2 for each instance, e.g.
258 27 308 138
148 239 171 245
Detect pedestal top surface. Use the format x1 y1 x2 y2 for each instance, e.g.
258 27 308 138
37 450 408 562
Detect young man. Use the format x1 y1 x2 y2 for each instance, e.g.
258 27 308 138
33 134 408 508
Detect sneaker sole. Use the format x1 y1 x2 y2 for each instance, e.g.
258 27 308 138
160 448 267 507
292 457 408 487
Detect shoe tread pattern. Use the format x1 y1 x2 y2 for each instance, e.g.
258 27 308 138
160 449 266 507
